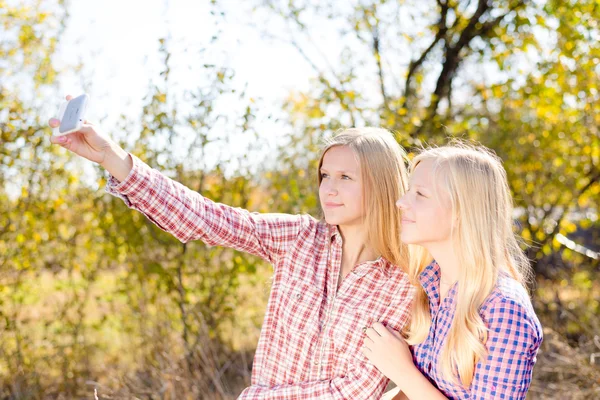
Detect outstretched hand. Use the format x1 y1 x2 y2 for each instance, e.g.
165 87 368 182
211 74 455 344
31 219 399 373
49 95 133 181
49 95 115 165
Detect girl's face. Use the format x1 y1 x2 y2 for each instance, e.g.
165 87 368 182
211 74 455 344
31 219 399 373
396 158 454 247
319 145 366 227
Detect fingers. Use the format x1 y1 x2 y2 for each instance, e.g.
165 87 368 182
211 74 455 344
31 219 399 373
66 94 73 101
365 326 381 341
388 327 404 340
79 123 94 131
361 338 373 353
372 322 388 337
76 124 98 137
50 134 70 148
49 118 60 128
366 322 401 340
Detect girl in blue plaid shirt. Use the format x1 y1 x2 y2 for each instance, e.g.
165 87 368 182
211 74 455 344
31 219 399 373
362 143 543 400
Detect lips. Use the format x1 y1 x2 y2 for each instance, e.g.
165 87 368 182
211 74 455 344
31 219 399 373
325 202 343 208
401 218 415 224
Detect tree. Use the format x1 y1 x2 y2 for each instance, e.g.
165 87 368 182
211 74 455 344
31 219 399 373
256 0 599 276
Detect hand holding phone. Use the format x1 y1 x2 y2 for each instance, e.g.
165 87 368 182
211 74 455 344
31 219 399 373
49 94 113 164
49 94 133 181
53 93 89 136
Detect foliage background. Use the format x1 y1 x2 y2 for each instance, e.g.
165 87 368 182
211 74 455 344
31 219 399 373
1 0 599 398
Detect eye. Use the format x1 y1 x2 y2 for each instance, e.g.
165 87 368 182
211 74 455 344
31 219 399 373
320 172 329 179
416 191 424 197
341 174 351 180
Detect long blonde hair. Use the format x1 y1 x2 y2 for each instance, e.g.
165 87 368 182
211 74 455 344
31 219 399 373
317 128 410 268
404 141 532 386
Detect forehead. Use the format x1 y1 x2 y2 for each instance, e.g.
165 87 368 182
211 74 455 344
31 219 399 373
321 145 360 172
410 158 435 186
411 158 453 205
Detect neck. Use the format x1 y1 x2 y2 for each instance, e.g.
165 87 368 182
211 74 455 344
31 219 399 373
427 239 460 284
338 224 379 266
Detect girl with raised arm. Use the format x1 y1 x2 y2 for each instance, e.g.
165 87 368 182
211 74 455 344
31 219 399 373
49 97 415 399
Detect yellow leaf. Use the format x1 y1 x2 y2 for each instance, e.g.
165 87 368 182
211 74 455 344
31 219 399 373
410 117 421 126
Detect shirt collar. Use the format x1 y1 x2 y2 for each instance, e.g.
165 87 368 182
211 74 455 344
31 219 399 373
328 224 390 279
329 224 342 243
419 260 457 308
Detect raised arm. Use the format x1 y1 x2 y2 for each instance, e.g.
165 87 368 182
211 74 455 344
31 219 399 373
49 103 312 264
105 153 311 263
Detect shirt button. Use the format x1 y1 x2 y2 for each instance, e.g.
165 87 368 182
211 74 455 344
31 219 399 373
314 360 320 365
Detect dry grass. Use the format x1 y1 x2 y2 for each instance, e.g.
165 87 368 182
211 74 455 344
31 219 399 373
528 328 600 399
2 272 600 399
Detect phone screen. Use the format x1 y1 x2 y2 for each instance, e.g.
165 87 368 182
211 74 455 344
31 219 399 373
59 94 88 134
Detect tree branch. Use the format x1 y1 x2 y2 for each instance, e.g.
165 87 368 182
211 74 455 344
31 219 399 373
372 24 389 109
430 0 491 112
545 168 600 246
402 0 449 108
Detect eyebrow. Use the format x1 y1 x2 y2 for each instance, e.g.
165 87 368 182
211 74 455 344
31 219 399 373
408 183 430 191
320 168 357 174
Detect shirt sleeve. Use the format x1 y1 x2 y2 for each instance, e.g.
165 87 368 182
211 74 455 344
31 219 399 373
237 362 389 400
105 154 313 265
470 297 543 399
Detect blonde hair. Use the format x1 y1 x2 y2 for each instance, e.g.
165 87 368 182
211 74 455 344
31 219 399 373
404 141 532 386
317 127 410 268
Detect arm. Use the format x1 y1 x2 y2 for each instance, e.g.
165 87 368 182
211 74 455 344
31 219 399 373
469 298 543 399
363 296 542 400
362 323 448 400
389 367 447 400
49 109 310 264
105 152 310 263
238 363 389 400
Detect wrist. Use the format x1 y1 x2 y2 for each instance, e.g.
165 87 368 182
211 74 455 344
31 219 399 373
101 142 133 182
392 364 421 390
100 141 125 166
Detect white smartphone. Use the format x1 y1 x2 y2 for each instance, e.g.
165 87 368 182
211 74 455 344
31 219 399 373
53 94 90 136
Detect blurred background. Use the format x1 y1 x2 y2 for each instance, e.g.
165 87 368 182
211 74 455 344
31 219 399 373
1 0 599 398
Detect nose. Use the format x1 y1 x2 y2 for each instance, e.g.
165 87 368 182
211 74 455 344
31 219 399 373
396 195 408 210
320 179 338 197
328 185 339 196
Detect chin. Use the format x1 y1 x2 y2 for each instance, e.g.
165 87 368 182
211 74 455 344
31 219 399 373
322 213 359 226
323 215 344 225
400 233 420 245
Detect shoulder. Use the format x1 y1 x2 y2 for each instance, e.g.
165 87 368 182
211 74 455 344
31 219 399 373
480 276 543 350
381 258 415 300
481 276 535 318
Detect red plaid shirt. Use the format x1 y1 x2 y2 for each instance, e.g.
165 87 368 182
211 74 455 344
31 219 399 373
106 155 415 399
